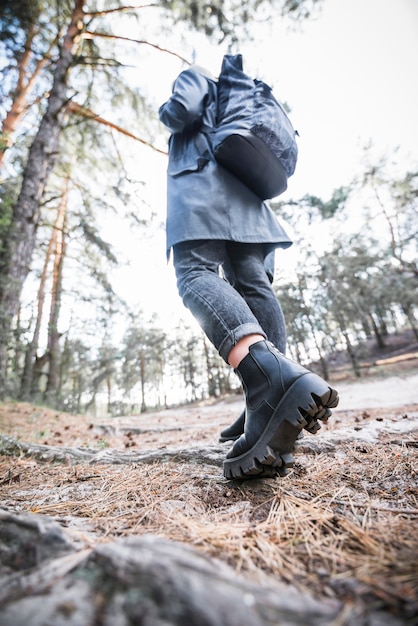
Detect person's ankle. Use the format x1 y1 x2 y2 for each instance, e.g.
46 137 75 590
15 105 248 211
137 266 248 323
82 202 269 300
227 334 265 369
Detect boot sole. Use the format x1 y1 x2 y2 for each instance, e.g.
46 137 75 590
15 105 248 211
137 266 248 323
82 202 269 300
223 373 339 480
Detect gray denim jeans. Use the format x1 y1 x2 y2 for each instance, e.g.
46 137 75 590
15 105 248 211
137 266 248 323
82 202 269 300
173 240 287 363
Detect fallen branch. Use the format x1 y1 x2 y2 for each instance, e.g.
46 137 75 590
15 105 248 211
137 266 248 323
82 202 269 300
374 352 418 366
359 351 418 368
0 435 224 467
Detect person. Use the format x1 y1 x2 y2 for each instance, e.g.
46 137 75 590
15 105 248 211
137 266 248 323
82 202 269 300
159 62 339 480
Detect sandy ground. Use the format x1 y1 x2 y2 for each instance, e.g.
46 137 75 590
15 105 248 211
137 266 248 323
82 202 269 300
332 372 418 410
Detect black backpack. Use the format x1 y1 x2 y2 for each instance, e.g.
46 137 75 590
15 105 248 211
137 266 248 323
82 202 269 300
213 54 298 200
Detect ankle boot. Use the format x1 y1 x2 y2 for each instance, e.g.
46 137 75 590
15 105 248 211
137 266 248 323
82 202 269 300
223 341 339 480
219 410 311 443
219 410 245 442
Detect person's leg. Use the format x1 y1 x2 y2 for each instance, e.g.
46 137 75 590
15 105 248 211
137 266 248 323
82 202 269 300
220 243 286 442
173 240 267 361
225 242 286 352
173 240 339 479
221 244 339 478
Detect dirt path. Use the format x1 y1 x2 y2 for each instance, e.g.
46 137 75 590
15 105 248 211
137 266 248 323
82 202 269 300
333 373 418 410
1 372 417 624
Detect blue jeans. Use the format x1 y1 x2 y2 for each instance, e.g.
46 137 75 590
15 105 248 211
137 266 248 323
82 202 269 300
173 240 287 363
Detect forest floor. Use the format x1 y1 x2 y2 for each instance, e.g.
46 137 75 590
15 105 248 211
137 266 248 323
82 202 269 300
0 333 418 624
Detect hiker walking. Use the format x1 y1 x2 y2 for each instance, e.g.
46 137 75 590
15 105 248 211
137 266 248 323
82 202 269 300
159 58 339 479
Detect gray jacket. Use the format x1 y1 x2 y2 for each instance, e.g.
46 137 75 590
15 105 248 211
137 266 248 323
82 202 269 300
159 67 293 256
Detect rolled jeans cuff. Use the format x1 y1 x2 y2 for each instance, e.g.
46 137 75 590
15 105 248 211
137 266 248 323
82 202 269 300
218 323 267 363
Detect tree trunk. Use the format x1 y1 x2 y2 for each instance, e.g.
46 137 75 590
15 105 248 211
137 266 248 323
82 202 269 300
203 338 216 398
404 308 418 342
313 332 329 380
44 182 68 406
20 205 61 400
0 0 85 396
360 316 372 339
140 349 146 412
107 375 112 415
305 311 329 380
370 313 386 349
31 352 50 399
343 329 361 378
0 22 58 170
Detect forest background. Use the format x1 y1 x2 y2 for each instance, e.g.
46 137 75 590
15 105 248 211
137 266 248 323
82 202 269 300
0 0 417 416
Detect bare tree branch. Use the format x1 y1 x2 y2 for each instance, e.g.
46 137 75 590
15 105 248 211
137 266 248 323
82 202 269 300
85 4 160 18
82 30 191 64
67 100 167 155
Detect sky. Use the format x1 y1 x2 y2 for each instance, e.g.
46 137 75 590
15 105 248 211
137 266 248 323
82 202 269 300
103 0 418 330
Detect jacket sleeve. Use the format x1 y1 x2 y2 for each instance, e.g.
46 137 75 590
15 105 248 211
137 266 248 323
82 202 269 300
159 69 209 134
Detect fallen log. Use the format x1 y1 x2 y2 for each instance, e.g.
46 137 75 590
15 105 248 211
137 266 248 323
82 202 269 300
359 351 418 368
374 351 418 365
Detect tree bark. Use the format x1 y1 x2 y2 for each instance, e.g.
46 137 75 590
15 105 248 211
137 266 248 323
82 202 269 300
0 21 59 170
19 231 55 401
44 180 68 405
140 349 146 412
203 337 216 397
20 187 68 400
370 313 386 349
303 302 329 380
0 0 86 396
343 328 361 378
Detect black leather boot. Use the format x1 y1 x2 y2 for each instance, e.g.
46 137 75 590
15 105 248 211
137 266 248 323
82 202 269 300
219 411 245 442
223 341 339 480
219 410 313 443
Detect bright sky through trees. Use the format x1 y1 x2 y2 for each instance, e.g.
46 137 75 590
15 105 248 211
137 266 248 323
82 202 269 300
102 0 418 329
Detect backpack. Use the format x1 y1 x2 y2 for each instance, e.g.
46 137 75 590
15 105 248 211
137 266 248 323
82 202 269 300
213 54 298 200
